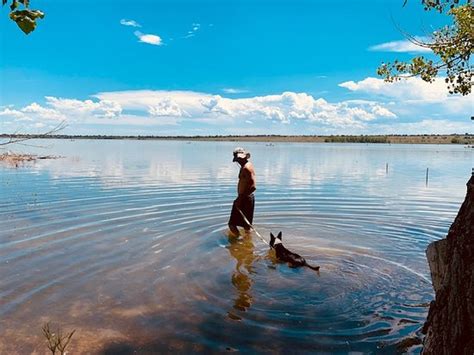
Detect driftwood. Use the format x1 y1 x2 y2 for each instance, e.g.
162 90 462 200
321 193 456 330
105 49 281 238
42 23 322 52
0 152 61 166
0 121 66 166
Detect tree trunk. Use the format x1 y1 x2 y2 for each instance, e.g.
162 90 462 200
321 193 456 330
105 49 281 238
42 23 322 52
422 175 474 354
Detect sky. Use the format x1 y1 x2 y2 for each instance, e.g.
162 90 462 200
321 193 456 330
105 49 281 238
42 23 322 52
0 0 472 136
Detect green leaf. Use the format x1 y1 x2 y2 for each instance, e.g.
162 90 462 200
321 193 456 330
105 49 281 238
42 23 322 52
9 9 44 34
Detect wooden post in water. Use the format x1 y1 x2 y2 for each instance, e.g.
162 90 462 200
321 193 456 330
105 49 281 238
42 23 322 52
426 168 429 186
386 163 388 174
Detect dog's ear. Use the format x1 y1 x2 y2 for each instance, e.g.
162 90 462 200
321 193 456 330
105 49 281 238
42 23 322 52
269 233 275 247
277 231 282 240
270 232 274 239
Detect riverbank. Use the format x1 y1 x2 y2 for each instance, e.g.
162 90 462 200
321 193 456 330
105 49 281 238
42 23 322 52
0 134 473 144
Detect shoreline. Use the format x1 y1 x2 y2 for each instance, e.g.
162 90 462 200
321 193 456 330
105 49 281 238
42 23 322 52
0 134 473 144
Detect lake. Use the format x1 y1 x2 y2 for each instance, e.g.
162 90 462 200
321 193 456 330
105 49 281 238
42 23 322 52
0 140 472 353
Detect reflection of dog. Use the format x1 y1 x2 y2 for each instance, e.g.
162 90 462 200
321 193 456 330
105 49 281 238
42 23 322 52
269 232 320 271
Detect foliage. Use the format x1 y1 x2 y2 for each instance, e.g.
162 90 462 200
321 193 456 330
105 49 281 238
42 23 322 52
42 322 76 355
378 0 473 95
2 0 44 34
324 135 390 143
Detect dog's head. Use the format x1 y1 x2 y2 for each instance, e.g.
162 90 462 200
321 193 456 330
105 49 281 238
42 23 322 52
269 231 282 248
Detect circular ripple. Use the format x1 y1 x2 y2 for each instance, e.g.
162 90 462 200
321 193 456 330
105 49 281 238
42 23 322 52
1 141 467 353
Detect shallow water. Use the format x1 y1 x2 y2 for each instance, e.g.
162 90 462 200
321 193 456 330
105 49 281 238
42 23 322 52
0 140 472 353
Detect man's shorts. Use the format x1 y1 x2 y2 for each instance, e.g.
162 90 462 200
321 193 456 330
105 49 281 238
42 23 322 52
228 194 255 228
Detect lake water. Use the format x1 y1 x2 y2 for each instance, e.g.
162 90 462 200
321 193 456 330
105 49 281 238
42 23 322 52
0 140 472 353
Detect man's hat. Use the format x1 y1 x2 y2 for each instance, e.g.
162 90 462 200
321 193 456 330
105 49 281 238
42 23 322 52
233 147 251 161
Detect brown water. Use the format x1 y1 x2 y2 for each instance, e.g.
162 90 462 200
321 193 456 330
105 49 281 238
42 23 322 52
0 140 472 353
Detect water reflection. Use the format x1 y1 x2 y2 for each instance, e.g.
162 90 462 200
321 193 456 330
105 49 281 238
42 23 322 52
4 140 470 194
0 140 471 353
226 232 257 320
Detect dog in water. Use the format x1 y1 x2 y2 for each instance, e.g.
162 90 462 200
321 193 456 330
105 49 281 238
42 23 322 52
269 232 320 271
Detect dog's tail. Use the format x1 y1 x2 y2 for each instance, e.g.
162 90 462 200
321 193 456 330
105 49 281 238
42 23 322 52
305 262 320 271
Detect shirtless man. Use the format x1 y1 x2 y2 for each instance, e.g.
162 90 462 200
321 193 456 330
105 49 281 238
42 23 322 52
228 147 257 236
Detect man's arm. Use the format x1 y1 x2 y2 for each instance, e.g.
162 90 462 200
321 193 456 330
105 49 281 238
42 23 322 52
241 165 256 196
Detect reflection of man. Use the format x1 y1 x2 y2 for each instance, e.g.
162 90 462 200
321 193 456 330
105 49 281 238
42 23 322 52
228 147 256 236
227 234 257 320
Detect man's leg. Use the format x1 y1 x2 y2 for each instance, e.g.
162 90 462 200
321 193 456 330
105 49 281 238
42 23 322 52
228 198 241 236
243 223 251 231
228 223 239 236
243 195 255 231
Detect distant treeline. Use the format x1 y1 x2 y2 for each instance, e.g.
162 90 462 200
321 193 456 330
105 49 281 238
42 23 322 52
324 136 389 143
0 133 472 144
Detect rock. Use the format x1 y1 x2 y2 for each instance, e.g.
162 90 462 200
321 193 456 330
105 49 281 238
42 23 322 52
422 175 474 354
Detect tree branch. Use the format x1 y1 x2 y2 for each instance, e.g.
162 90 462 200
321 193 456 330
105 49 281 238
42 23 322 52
0 121 67 147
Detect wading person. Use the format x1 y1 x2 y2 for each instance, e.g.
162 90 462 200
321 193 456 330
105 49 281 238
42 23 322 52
228 147 256 236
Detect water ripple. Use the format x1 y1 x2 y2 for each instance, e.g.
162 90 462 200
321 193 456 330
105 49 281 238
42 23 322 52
1 141 469 353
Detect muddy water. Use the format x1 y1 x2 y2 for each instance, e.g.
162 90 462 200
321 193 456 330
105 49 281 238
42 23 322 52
0 140 472 353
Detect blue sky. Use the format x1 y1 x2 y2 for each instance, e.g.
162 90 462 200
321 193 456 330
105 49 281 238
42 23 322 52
0 0 472 135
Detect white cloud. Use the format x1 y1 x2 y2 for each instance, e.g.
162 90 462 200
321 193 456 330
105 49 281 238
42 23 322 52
371 105 396 118
0 97 123 130
5 86 470 135
369 38 432 53
120 19 141 28
111 114 180 126
339 77 473 123
148 98 189 117
222 88 249 94
339 76 473 110
96 90 396 127
228 92 392 124
0 108 25 118
134 31 163 46
183 23 201 39
22 102 65 120
45 96 122 119
96 90 212 117
99 88 471 133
